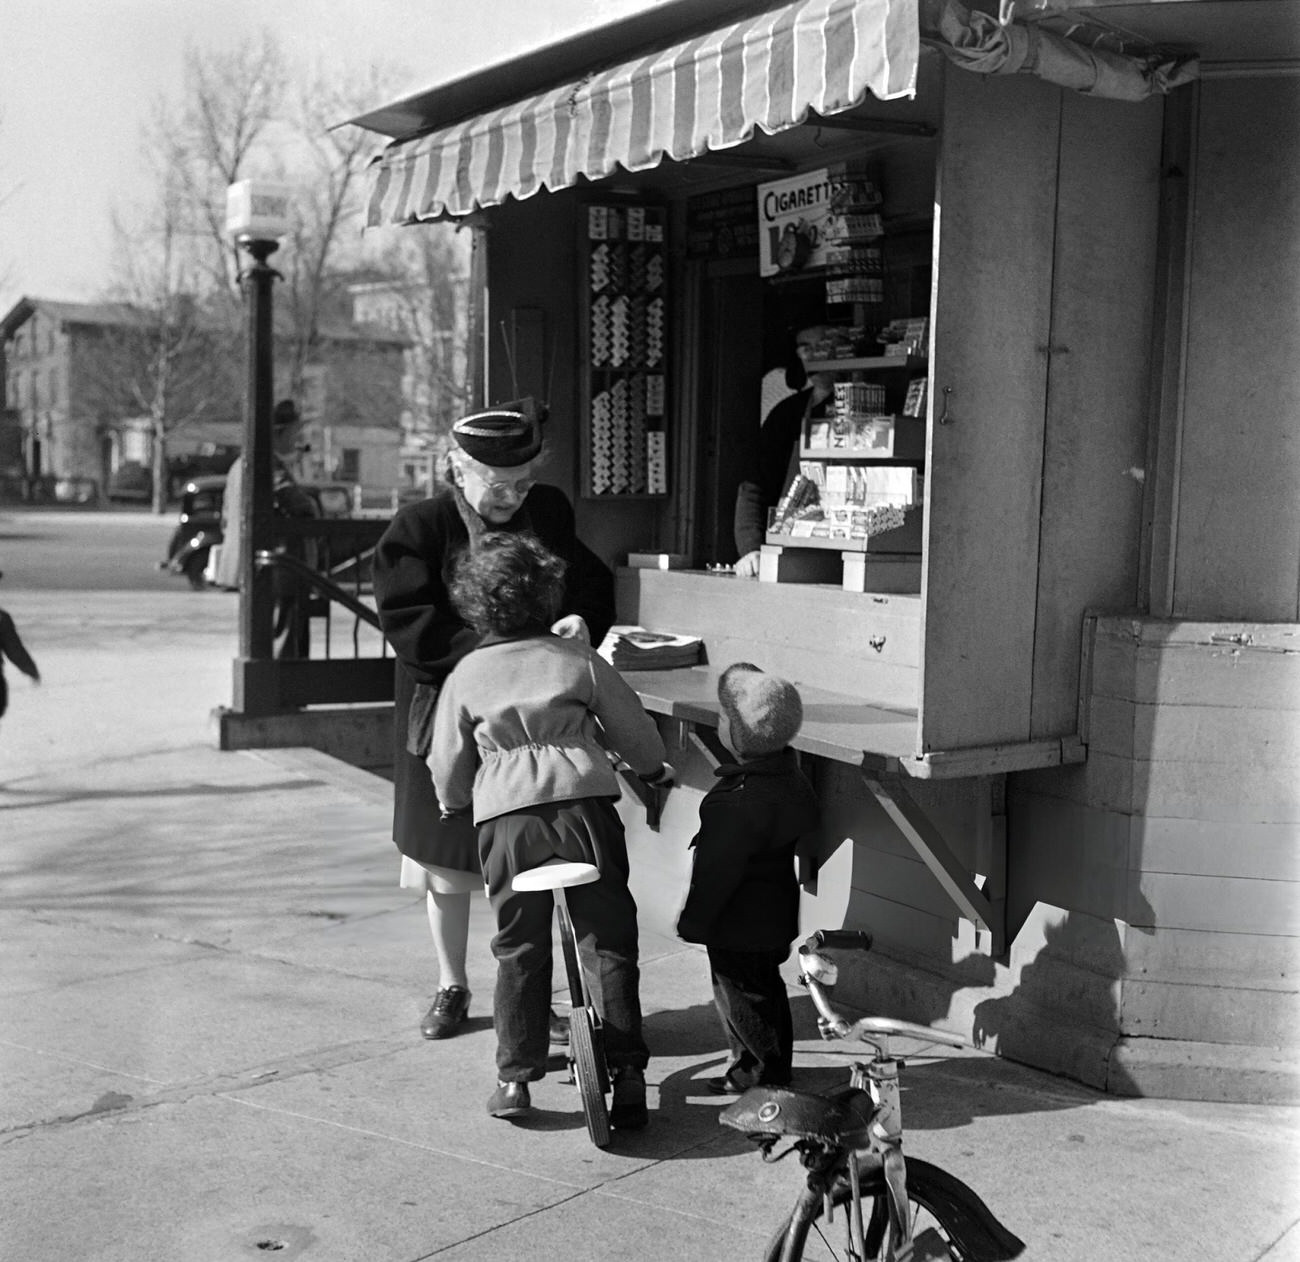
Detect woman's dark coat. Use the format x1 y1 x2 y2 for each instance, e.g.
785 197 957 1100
373 483 615 871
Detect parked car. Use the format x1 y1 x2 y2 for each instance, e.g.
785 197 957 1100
163 475 227 589
107 460 152 503
162 474 356 590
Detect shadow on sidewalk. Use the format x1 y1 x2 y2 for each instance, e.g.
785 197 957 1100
0 778 328 810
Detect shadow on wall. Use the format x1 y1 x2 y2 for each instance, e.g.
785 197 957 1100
969 902 1154 1096
793 754 1165 1097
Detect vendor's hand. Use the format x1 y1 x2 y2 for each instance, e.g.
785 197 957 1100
735 549 761 579
551 613 591 645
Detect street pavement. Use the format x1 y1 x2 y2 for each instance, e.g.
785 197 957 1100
1 589 1298 1261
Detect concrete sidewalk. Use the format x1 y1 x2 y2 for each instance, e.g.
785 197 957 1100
1 593 1297 1261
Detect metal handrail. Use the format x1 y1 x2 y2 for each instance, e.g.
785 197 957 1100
253 549 381 630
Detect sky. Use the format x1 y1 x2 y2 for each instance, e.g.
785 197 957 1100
0 0 657 316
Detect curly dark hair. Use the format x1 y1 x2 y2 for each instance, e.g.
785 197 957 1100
450 532 567 636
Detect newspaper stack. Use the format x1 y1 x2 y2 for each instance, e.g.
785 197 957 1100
597 625 703 671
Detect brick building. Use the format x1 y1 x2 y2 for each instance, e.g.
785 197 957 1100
0 296 409 504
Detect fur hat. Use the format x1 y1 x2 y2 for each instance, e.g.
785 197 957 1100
717 662 804 757
272 399 301 428
451 397 545 468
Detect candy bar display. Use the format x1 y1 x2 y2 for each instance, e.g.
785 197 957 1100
768 461 921 541
826 276 885 306
582 203 669 497
903 377 928 418
880 316 929 357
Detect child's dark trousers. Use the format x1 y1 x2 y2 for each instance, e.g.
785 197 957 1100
479 796 649 1084
706 943 793 1086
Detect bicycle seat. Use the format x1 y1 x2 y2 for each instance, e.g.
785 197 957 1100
511 859 601 892
718 1085 876 1147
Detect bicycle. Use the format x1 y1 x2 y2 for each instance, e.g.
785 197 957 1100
511 858 612 1148
719 929 1026 1262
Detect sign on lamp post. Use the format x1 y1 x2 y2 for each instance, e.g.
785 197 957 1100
227 179 292 711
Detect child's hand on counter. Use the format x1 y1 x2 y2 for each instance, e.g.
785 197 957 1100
640 762 675 789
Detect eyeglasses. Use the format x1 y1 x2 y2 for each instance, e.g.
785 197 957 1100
462 466 535 499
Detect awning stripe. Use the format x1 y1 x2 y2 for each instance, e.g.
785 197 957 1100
365 0 918 226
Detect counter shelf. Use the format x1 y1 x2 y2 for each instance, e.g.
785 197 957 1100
618 663 1015 952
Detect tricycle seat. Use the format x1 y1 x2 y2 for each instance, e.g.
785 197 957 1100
511 859 601 893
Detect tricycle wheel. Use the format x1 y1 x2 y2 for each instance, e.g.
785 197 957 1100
569 1008 611 1149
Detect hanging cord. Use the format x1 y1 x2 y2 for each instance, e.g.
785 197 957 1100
544 323 560 409
498 320 520 399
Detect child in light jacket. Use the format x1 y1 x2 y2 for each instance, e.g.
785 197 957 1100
677 662 820 1094
428 532 671 1127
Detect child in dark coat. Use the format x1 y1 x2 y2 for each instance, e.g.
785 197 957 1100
676 662 820 1094
0 570 41 729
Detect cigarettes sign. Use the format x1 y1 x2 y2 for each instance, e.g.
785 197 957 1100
756 168 835 278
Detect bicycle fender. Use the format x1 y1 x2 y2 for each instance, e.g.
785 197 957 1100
891 1157 1026 1261
718 1085 876 1147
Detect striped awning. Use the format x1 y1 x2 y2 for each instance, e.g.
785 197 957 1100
365 0 918 227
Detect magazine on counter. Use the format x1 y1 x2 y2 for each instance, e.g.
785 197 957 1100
597 624 703 671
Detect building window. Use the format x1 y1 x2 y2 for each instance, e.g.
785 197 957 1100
48 368 59 406
337 448 360 481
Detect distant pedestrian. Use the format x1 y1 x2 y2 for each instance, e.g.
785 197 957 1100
0 570 41 726
213 399 319 657
676 663 821 1094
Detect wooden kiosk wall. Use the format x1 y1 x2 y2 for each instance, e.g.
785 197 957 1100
479 62 1298 1101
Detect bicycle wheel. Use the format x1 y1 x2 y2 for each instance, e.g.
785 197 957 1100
568 1007 611 1148
761 1157 1024 1262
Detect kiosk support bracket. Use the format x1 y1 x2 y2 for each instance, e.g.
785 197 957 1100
859 765 1006 957
677 713 1008 955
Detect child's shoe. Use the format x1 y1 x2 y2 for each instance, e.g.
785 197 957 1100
486 1081 531 1118
706 1067 758 1095
610 1066 648 1129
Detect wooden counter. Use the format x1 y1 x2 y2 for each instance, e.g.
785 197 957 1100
624 665 917 766
616 567 1086 779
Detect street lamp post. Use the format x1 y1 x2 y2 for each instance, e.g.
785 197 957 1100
227 180 292 713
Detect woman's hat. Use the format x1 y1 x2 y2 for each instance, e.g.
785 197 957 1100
451 398 545 468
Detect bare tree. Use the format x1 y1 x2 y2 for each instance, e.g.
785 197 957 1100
277 63 407 406
99 175 241 513
87 35 421 503
149 32 288 303
368 224 473 462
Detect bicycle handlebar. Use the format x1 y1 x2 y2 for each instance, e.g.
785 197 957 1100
799 930 968 1052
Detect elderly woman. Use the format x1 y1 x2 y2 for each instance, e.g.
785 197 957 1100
373 400 615 1041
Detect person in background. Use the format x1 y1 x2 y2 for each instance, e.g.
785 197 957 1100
429 532 671 1124
0 570 41 730
677 662 821 1094
733 324 836 578
373 400 616 1045
213 399 320 659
